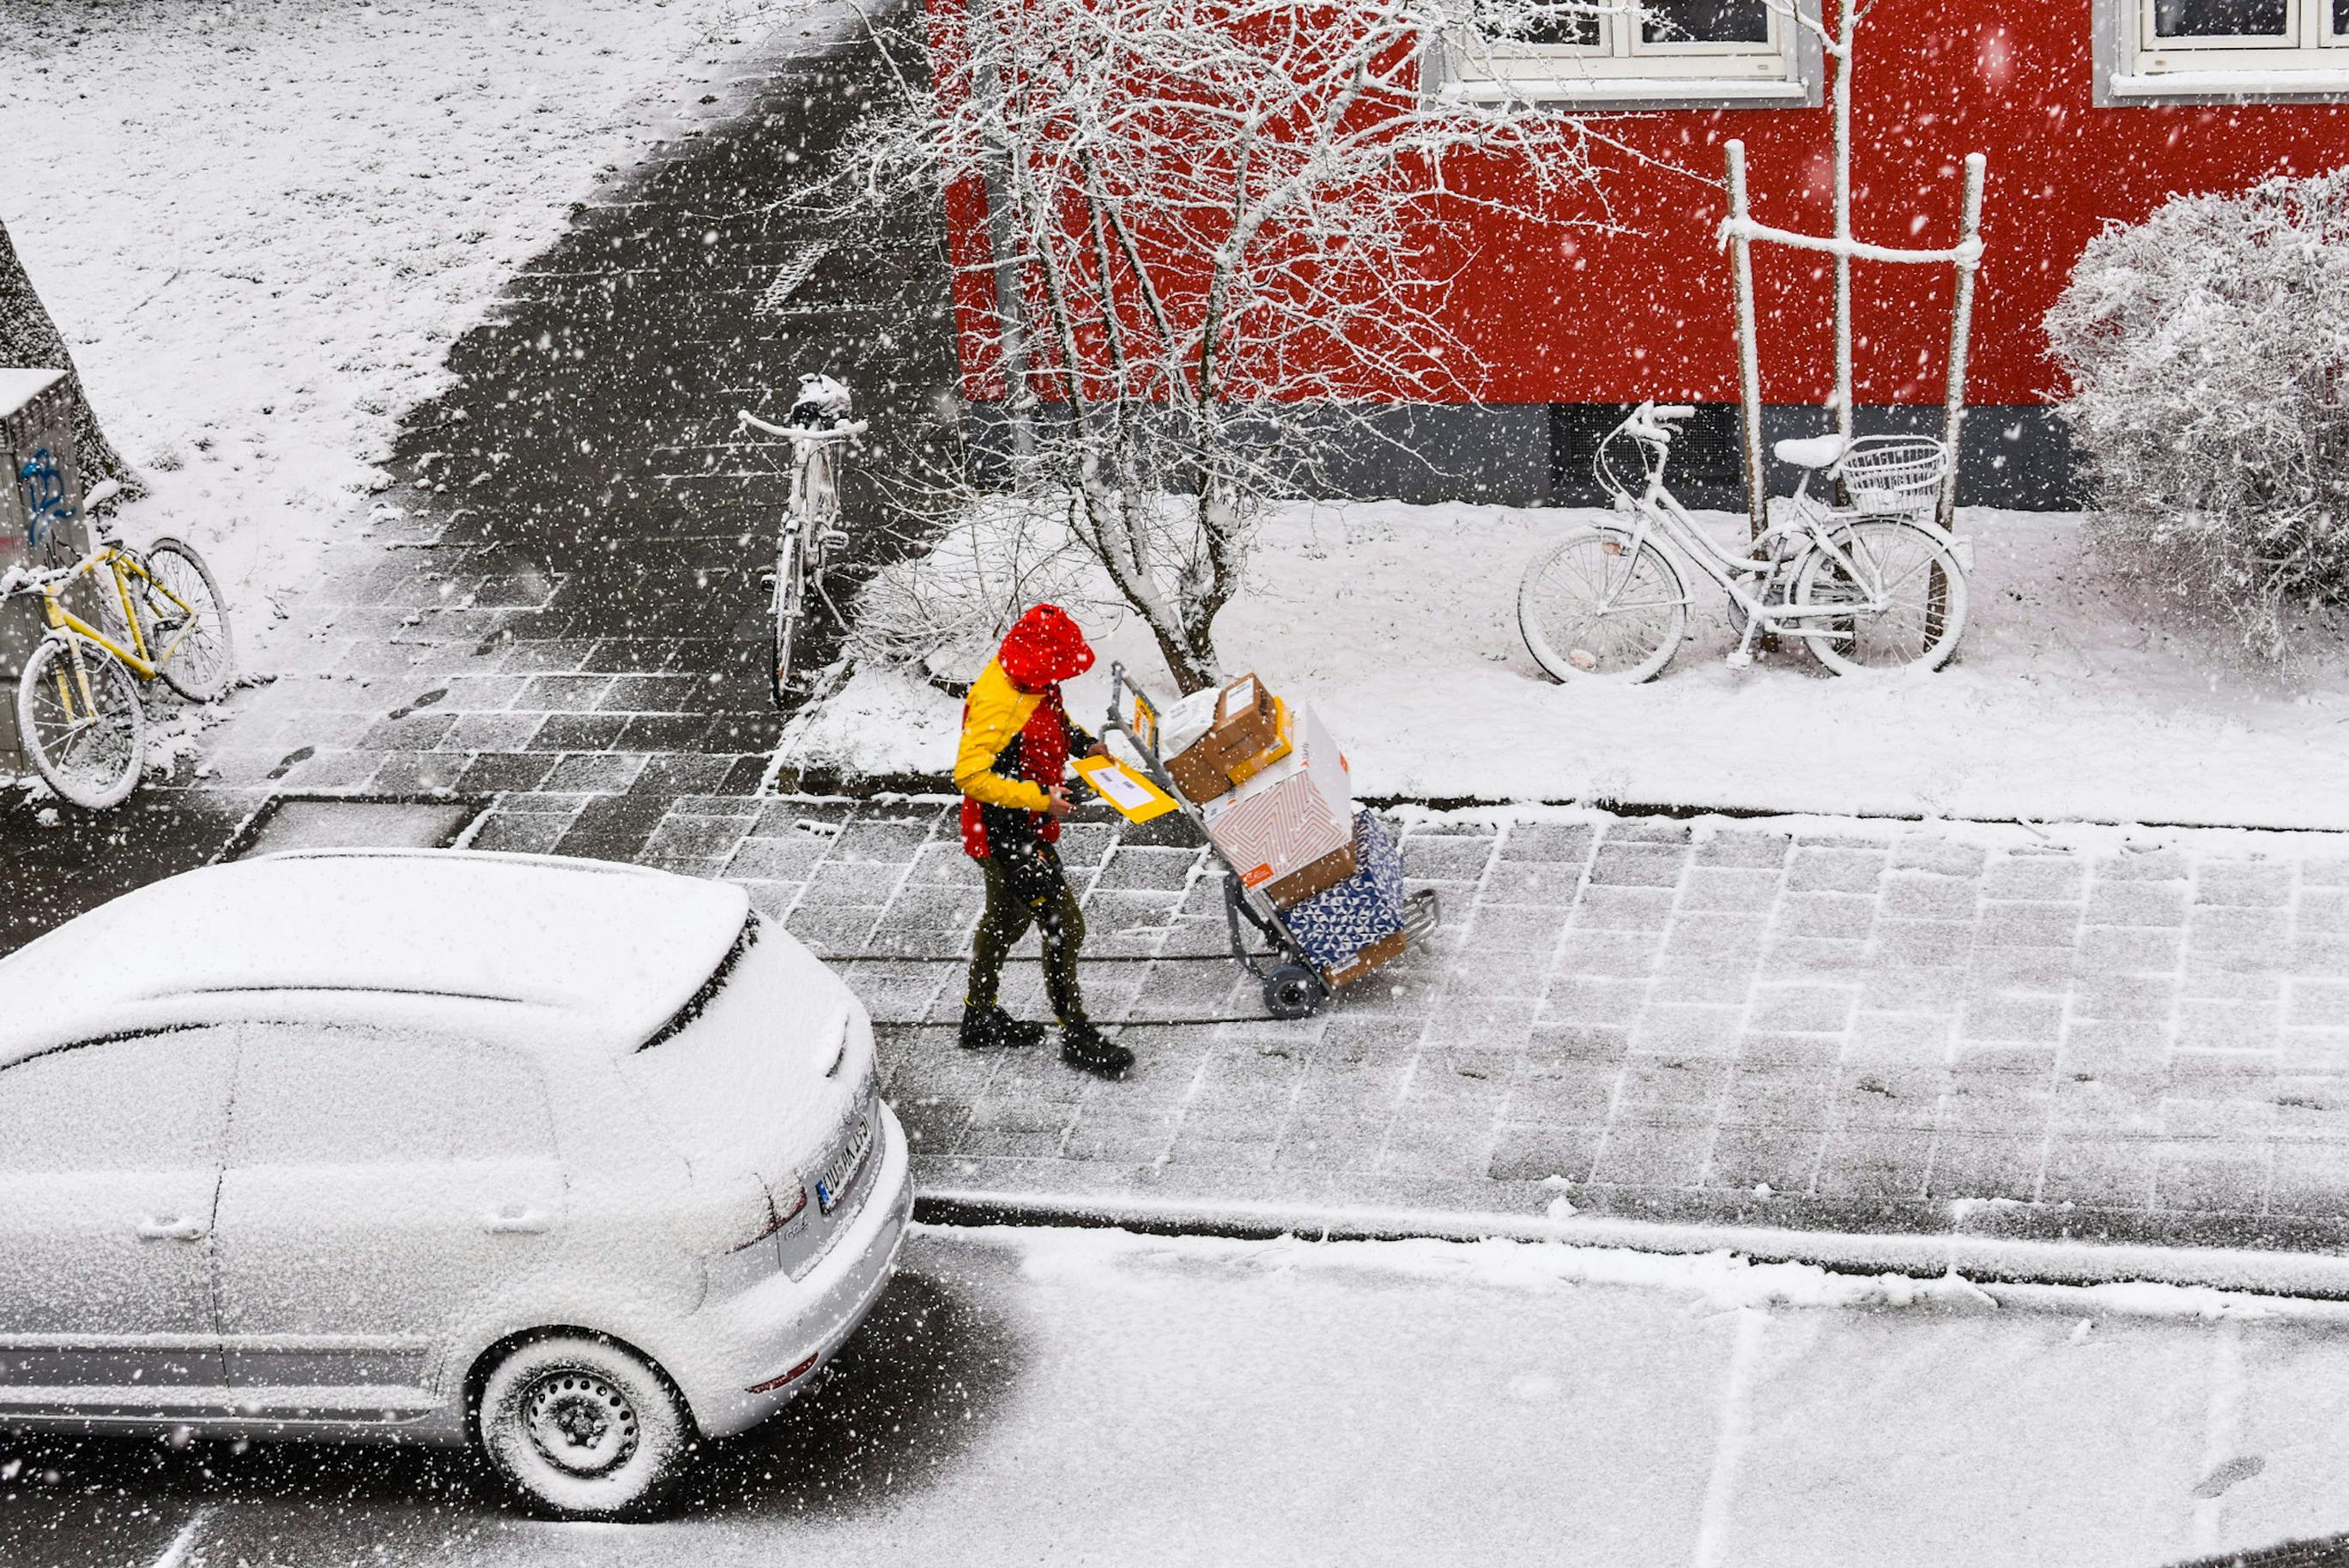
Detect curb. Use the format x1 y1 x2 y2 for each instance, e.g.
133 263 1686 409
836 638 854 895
913 1187 2349 1305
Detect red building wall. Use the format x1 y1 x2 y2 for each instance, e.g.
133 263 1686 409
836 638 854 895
1454 3 2349 410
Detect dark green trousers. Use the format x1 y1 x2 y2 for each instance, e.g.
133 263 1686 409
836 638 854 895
966 852 1088 1023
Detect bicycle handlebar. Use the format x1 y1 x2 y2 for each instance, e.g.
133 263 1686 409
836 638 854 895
737 409 869 441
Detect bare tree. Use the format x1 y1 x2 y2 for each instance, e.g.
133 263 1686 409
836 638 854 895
0 215 138 495
845 0 1613 692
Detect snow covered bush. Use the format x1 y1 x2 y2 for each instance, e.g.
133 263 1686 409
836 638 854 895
2046 168 2349 661
844 493 1111 691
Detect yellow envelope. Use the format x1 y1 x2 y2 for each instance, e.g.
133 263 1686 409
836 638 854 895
1072 755 1179 824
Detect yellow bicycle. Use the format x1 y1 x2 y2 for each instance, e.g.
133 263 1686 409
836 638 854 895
4 479 234 808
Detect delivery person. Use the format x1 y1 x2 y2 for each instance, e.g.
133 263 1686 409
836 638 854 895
954 603 1135 1078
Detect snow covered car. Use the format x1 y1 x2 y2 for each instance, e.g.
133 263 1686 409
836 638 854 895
0 849 911 1518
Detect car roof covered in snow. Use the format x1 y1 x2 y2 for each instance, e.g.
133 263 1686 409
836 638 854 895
0 850 751 1064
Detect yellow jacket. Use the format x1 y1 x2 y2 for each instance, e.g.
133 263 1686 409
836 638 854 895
954 659 1054 814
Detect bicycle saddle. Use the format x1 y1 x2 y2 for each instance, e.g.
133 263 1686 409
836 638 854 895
1773 434 1847 469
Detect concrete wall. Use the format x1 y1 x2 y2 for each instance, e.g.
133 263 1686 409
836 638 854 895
965 401 2080 511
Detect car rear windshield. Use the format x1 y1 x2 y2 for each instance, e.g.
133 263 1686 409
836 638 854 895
636 915 759 1052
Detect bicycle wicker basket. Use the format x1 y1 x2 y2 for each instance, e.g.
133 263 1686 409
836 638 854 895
1836 436 1948 516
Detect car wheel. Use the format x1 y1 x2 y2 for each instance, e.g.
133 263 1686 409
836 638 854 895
476 1334 693 1519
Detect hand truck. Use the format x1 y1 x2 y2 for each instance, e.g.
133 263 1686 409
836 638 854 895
1099 662 1439 1020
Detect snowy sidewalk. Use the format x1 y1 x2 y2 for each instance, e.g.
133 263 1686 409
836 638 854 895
684 795 2349 1256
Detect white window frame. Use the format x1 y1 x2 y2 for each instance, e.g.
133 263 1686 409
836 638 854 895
2098 0 2349 102
1436 0 1824 111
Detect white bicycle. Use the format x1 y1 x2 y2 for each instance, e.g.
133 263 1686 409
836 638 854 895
739 372 867 705
1517 403 1972 682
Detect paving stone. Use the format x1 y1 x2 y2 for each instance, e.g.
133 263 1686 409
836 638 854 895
1487 1123 1605 1183
1093 846 1203 892
1587 844 1687 887
1962 993 2065 1045
1678 867 1782 911
1571 886 1676 931
1928 1134 2043 1202
1646 959 1758 1006
1873 919 1973 967
1890 838 1986 877
468 810 574 855
1612 1055 1730 1127
531 712 632 751
1786 846 1886 893
1775 893 1875 941
1665 911 1769 961
1748 984 1858 1034
1693 830 1790 869
1498 822 1593 863
1880 873 1980 920
1481 862 1585 906
1977 902 2084 949
2086 881 2190 929
2098 848 2189 883
1813 1129 1934 1201
1591 1124 1713 1187
544 752 647 793
1467 904 1573 953
1403 834 1498 881
2079 924 2185 972
2041 1142 2156 1208
1502 1069 1620 1124
1983 854 2087 900
2154 1141 2270 1214
2196 863 2296 908
1704 1125 1823 1191
1629 1003 1742 1057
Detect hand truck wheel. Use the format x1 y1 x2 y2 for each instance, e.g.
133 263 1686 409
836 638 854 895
1262 964 1326 1021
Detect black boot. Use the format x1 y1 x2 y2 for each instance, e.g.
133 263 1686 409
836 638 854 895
1060 1018 1135 1077
960 1005 1046 1050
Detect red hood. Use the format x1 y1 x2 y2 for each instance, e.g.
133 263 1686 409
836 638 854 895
998 603 1094 689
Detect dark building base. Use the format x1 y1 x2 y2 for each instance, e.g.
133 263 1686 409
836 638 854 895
964 402 2081 511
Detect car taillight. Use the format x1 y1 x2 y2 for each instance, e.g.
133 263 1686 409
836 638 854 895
735 1178 807 1252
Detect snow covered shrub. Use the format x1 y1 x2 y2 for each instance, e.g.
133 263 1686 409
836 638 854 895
2046 168 2349 660
844 493 1112 691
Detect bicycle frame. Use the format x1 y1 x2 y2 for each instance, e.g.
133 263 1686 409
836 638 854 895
1592 428 1898 636
32 545 201 682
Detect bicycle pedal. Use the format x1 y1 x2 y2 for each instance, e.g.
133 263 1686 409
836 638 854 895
817 530 849 551
1723 650 1754 670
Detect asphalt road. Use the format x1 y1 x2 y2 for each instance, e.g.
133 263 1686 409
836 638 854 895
6 1225 2349 1568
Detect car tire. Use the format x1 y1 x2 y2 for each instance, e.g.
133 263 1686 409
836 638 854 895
475 1334 693 1520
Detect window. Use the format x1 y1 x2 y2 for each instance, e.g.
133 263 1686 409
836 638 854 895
2101 0 2349 100
0 1029 237 1171
226 1025 554 1168
1439 0 1821 108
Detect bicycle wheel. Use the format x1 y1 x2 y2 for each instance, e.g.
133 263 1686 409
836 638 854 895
770 526 806 707
1517 527 1688 683
17 637 147 810
1791 518 1970 675
142 536 235 701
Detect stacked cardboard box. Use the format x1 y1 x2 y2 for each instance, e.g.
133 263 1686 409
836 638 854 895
1165 674 1290 805
1281 811 1410 988
1199 699 1356 907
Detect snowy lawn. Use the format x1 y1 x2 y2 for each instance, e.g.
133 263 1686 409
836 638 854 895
1 0 805 654
787 501 2349 828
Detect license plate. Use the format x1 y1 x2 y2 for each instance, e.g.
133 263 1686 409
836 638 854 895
814 1105 875 1215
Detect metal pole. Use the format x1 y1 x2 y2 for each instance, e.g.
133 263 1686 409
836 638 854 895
1725 140 1768 542
1935 152 1986 534
1832 0 1856 448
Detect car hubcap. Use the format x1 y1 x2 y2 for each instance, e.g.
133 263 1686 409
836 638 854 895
523 1371 638 1476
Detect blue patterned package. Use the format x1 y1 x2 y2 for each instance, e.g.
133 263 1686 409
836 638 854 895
1282 811 1406 983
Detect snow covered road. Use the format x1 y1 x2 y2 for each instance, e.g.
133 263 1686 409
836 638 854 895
5 1225 2346 1566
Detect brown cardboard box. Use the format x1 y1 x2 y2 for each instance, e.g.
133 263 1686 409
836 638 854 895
1321 929 1408 990
1266 836 1357 909
1165 672 1286 803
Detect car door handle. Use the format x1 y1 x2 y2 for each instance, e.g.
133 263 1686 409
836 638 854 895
136 1217 206 1242
483 1208 551 1234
